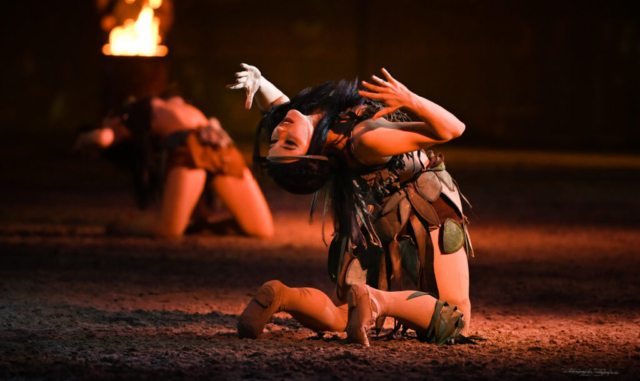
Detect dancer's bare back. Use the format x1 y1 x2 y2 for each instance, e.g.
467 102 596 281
150 97 209 139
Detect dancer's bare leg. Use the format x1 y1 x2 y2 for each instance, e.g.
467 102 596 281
346 285 435 345
156 166 207 238
108 165 206 237
346 283 465 346
431 228 471 334
211 167 274 238
238 281 347 338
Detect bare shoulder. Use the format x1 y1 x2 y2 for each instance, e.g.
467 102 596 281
349 118 397 166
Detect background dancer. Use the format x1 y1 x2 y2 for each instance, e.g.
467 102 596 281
75 95 274 238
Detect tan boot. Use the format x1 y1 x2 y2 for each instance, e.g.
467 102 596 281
346 283 381 347
346 284 468 346
237 280 283 339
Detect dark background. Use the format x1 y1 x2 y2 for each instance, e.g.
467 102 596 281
1 0 638 152
1 2 639 380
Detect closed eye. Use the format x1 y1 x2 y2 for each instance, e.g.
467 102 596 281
284 140 299 148
269 139 278 147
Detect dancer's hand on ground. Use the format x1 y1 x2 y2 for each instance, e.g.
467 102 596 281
359 68 416 120
226 63 262 110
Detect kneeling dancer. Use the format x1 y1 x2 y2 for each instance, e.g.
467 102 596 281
229 64 475 346
75 96 273 238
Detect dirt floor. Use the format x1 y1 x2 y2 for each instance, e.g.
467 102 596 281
1 146 639 380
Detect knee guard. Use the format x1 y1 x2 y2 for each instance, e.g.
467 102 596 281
419 300 466 346
440 218 465 255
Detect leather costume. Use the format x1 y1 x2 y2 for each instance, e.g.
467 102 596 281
325 106 474 301
164 119 245 179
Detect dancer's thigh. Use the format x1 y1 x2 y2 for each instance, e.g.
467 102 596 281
157 166 206 237
210 167 273 238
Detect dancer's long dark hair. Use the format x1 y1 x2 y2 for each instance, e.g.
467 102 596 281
254 79 373 245
102 97 160 209
255 79 364 158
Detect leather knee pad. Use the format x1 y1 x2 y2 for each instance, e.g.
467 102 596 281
440 219 465 255
420 300 466 346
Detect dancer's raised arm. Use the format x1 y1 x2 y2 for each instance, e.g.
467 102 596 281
354 68 465 161
226 63 290 111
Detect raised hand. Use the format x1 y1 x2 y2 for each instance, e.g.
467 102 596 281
358 68 416 120
226 63 262 110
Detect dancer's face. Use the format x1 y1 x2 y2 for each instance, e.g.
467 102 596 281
268 109 321 157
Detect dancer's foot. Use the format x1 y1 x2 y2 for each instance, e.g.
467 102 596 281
346 283 381 347
237 280 283 339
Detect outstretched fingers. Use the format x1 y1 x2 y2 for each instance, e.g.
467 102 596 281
361 68 409 119
381 68 396 83
227 74 248 89
240 63 261 77
358 90 384 100
371 75 389 87
361 80 385 93
227 63 262 109
228 64 257 89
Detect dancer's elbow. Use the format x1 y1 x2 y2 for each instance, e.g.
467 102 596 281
450 121 465 139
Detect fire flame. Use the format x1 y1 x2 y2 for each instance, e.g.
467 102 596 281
103 0 167 57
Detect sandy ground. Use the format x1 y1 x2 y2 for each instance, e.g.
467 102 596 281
0 147 639 380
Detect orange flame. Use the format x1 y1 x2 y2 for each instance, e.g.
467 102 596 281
102 0 167 57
